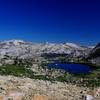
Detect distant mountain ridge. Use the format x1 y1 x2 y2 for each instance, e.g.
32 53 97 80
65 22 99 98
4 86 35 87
0 39 92 59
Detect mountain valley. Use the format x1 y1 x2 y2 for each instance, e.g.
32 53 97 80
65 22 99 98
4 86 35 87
0 40 99 100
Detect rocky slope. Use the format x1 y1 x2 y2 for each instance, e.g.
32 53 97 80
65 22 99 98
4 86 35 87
0 75 99 100
88 42 100 65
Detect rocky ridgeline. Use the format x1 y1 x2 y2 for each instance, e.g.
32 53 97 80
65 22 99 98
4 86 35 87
0 75 99 100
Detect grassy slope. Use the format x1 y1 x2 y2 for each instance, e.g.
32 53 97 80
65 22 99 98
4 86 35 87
0 62 99 87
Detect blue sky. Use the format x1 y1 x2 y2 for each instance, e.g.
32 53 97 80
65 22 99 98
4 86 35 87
0 0 100 45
